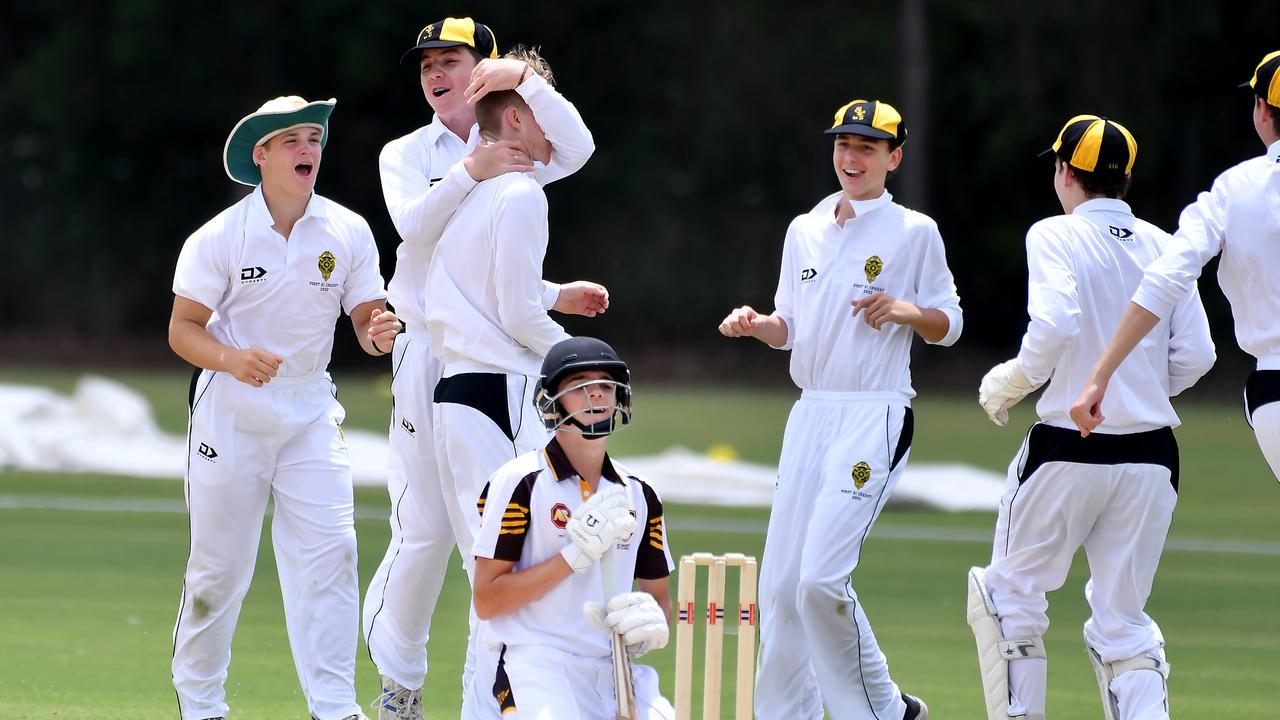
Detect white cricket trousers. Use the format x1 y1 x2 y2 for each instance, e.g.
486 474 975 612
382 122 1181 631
1244 369 1280 482
755 391 914 720
433 365 549 715
172 370 360 720
983 423 1178 720
363 333 458 690
464 644 673 720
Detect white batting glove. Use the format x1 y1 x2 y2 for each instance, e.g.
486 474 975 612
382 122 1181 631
978 358 1042 427
560 486 636 575
604 592 669 657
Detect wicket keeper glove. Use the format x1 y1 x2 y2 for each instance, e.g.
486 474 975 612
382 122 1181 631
978 358 1042 427
560 486 637 575
604 592 669 657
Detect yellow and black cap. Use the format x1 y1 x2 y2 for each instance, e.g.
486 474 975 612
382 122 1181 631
1241 50 1280 108
400 17 498 65
1042 115 1137 180
824 99 907 148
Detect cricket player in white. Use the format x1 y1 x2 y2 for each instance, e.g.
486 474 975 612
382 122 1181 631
1072 51 1280 482
470 337 675 719
363 18 603 718
973 116 1215 720
168 96 401 720
720 99 960 720
421 47 607 714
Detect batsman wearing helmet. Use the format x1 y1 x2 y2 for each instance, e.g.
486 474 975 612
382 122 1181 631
719 99 960 720
971 116 1214 720
363 17 605 719
1072 51 1280 483
469 336 676 718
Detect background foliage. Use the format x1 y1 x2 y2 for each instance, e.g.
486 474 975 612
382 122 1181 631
1 1 1275 380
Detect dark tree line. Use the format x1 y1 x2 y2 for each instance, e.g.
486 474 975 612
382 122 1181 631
2 1 1274 380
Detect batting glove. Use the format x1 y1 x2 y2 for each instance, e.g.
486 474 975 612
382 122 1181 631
560 486 636 575
604 592 669 657
978 358 1042 427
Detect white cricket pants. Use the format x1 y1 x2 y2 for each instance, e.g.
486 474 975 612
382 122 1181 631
1244 369 1280 482
362 333 458 691
462 644 673 720
755 391 914 720
433 366 550 715
982 423 1178 720
172 370 360 720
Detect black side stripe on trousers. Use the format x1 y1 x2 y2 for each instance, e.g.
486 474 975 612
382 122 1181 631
433 372 515 441
1018 423 1179 492
1244 370 1280 424
890 407 914 472
492 646 516 713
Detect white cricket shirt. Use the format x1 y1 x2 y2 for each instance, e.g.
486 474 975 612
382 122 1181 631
770 191 963 396
1016 198 1215 432
1132 140 1280 368
381 74 594 336
425 173 569 375
172 187 387 377
473 438 674 657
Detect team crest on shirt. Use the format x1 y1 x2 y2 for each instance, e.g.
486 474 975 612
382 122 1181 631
317 251 336 281
852 461 872 489
864 256 884 283
550 502 571 529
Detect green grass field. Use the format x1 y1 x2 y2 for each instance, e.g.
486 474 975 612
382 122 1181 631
1 368 1277 719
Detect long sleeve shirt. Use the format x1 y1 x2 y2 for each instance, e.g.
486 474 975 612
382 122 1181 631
425 173 569 375
1017 199 1215 433
381 73 595 335
1132 139 1280 369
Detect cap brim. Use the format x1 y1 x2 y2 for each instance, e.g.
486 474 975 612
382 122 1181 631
1037 146 1056 159
824 124 897 141
399 40 471 65
223 100 335 187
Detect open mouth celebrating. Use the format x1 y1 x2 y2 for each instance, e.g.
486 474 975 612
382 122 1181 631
295 162 313 178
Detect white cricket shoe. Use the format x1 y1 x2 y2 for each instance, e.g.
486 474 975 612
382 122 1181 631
372 675 423 720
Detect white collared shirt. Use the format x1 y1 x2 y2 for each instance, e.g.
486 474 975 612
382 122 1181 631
172 187 387 377
770 191 963 395
1132 139 1280 368
381 74 595 336
1017 198 1215 432
425 173 568 375
473 438 674 657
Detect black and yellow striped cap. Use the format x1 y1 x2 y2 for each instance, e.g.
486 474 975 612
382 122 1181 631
399 17 499 65
1243 50 1280 108
824 99 907 148
1044 115 1137 179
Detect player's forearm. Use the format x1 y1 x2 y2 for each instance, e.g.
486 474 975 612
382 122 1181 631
520 74 595 183
1089 302 1162 384
473 556 574 619
753 315 789 349
383 161 474 251
168 318 239 373
909 306 951 344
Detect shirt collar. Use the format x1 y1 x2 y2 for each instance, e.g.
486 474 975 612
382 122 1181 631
1072 197 1133 218
247 186 327 228
425 113 476 147
1267 138 1280 163
814 190 894 223
543 437 624 485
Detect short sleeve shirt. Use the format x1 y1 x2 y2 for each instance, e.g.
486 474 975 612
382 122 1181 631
172 187 386 377
473 438 674 656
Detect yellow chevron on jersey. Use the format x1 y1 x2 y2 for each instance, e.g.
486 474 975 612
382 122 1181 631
648 515 666 551
499 501 530 535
